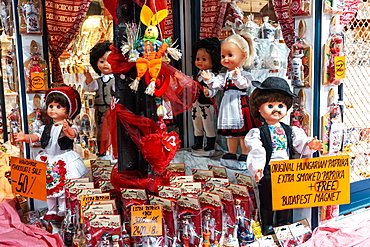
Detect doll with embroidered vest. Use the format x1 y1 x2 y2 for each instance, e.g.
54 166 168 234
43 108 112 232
84 40 115 155
14 86 88 222
202 32 260 161
244 77 323 235
191 37 222 151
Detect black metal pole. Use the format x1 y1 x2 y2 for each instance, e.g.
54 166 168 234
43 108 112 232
0 27 8 142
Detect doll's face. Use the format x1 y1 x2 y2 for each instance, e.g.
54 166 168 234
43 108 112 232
259 101 288 125
47 101 68 123
220 41 246 71
144 25 159 39
97 51 112 75
195 48 213 71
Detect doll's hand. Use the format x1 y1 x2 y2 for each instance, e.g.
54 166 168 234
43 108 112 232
62 120 76 139
203 86 210 97
201 70 212 81
83 68 93 85
254 169 263 182
234 67 240 76
307 137 324 151
13 130 27 142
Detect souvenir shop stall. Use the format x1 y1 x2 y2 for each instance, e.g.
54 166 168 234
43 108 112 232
0 0 367 247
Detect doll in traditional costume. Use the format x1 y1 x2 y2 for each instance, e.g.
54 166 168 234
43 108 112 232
14 86 88 222
84 40 114 155
191 37 222 151
245 77 323 235
202 32 260 161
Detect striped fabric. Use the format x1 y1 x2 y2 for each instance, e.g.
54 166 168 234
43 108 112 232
45 0 91 83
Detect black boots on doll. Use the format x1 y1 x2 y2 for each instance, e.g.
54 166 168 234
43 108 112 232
276 209 293 226
260 208 293 235
192 136 216 151
191 136 203 150
204 137 216 151
260 208 274 235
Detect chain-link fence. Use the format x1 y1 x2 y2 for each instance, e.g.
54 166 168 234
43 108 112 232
342 1 370 182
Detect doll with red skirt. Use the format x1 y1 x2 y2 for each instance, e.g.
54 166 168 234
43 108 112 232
15 86 88 222
202 32 261 161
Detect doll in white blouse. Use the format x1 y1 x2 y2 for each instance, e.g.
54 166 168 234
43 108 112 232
15 86 88 222
202 33 260 161
244 77 323 235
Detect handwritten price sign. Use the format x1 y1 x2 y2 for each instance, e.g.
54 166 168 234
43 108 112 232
271 155 350 210
131 205 162 236
10 156 46 201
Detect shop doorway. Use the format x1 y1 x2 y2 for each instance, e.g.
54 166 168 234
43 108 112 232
340 0 370 214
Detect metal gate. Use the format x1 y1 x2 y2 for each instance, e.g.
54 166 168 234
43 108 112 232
342 0 370 182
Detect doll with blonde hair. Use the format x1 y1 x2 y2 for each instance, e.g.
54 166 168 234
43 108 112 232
202 32 260 161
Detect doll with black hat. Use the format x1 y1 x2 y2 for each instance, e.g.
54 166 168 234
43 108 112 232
84 40 114 155
245 77 323 235
15 86 88 222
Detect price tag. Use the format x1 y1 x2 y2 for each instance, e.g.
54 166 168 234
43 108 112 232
31 72 47 90
334 56 346 79
10 156 46 201
131 205 162 236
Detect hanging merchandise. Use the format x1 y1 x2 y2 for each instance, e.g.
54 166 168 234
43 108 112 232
24 40 48 92
112 5 198 116
198 192 223 244
177 195 202 246
222 0 244 34
322 16 346 86
199 0 228 39
126 5 177 96
45 0 90 84
0 0 14 36
19 0 42 34
290 89 311 136
291 20 312 87
324 0 345 15
339 0 363 28
8 104 21 146
27 94 44 146
321 88 344 155
290 0 311 17
320 204 339 223
272 0 296 76
5 43 17 92
274 24 290 70
291 43 305 87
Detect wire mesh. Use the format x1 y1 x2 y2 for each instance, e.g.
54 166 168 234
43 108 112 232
342 1 370 182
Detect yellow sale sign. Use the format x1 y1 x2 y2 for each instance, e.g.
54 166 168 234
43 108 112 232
10 156 46 201
131 205 163 236
271 155 350 210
